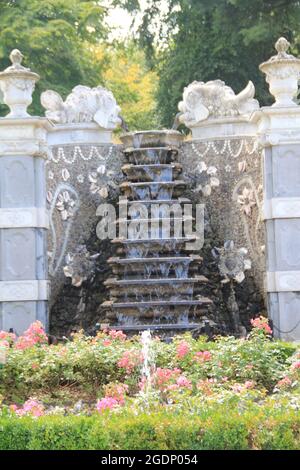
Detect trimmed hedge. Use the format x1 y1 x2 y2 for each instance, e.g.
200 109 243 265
1 407 300 450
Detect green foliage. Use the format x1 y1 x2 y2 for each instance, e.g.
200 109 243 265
100 42 159 131
137 0 300 126
0 0 108 116
1 405 300 450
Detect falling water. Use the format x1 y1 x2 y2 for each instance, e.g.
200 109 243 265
101 130 212 330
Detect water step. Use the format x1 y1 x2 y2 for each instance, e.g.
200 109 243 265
108 255 201 263
120 180 187 201
103 299 212 309
112 236 196 245
113 237 198 257
105 276 208 300
105 276 208 286
101 323 209 331
122 163 182 182
118 197 191 206
121 130 183 148
103 298 211 319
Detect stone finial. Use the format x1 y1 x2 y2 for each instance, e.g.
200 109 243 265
0 49 39 118
178 80 259 128
275 37 290 56
9 49 24 69
259 37 300 107
41 85 122 129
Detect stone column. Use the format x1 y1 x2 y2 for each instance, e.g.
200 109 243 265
0 50 52 334
252 38 300 341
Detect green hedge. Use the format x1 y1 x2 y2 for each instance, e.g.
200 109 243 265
1 407 300 450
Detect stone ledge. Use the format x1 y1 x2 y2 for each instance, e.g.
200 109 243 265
0 280 49 302
0 207 49 229
266 271 300 292
263 197 300 220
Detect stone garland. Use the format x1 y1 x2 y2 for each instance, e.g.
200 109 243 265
191 138 257 160
49 145 114 164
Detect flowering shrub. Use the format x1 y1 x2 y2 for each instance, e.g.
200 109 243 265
0 317 298 421
0 331 16 349
117 350 142 374
103 382 128 405
96 397 119 413
12 399 44 417
250 316 272 335
176 341 190 359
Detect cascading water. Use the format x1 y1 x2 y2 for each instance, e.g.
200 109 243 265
101 130 212 332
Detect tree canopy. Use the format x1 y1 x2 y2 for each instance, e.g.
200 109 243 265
136 0 300 127
0 0 108 116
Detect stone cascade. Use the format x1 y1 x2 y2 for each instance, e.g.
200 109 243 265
101 130 212 331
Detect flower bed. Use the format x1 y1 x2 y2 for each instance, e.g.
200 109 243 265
0 318 300 449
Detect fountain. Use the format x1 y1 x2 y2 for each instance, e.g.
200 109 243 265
101 130 212 332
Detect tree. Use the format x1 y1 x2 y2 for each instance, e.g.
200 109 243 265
0 0 108 116
136 0 300 127
96 42 159 131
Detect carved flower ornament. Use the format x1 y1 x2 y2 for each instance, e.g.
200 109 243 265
212 240 251 284
56 191 77 221
63 245 100 287
237 187 256 216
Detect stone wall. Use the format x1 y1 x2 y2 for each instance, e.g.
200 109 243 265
179 138 265 331
47 137 265 336
47 142 124 335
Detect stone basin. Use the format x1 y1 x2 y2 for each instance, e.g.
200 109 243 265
120 130 183 148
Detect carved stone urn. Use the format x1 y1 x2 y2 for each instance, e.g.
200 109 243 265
0 49 39 118
259 37 300 107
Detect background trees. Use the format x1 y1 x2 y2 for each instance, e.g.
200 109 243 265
136 0 300 127
0 0 300 129
0 0 110 115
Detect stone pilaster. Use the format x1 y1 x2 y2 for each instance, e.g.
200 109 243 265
0 118 52 334
0 50 52 334
253 38 300 341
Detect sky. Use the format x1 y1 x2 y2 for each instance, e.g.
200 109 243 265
104 1 171 40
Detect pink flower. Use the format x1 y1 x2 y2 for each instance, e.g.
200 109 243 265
292 361 300 370
103 339 112 346
250 316 272 335
15 321 47 350
96 397 118 413
16 399 44 417
194 350 212 362
106 329 126 341
244 380 255 389
117 350 141 373
153 368 182 392
176 341 190 359
176 375 192 389
276 376 292 389
104 383 128 405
